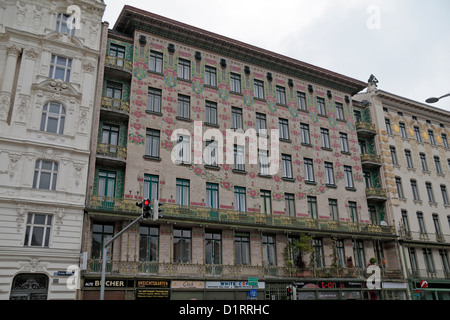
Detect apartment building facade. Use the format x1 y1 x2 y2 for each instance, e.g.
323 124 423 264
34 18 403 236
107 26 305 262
0 0 105 299
354 79 450 300
80 6 407 300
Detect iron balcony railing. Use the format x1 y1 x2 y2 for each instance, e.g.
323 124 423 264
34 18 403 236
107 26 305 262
87 196 396 236
96 143 127 160
399 230 450 243
365 187 388 200
360 153 382 165
356 122 376 136
101 96 130 113
408 268 450 279
105 55 133 73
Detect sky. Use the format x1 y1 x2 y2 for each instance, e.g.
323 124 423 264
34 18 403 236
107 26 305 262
102 0 450 112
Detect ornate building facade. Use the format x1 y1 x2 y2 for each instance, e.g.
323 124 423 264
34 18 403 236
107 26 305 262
0 0 105 299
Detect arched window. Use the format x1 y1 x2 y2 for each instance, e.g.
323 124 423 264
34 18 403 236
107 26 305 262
33 160 58 190
10 274 49 300
40 102 65 134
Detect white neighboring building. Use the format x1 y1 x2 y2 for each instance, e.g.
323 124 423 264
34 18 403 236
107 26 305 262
0 0 105 300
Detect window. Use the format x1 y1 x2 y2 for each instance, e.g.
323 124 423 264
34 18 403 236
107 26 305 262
145 129 160 158
173 229 191 263
33 160 58 190
433 214 442 235
344 166 354 189
336 240 346 267
409 248 418 273
205 231 221 264
420 153 428 171
147 87 162 113
279 118 290 140
233 144 245 171
385 118 392 135
205 140 218 167
205 66 217 87
205 101 217 125
139 226 159 262
442 133 449 149
411 180 420 201
396 177 404 198
304 158 315 183
254 79 264 99
234 186 246 212
258 149 270 175
24 214 52 247
91 223 114 259
329 199 339 220
206 183 219 209
317 97 326 116
434 156 443 174
235 233 250 265
363 171 372 188
230 73 241 93
359 139 367 154
340 132 349 153
49 55 72 82
105 81 123 108
414 126 421 142
149 51 163 73
177 58 190 80
276 86 286 105
231 107 243 130
313 238 324 268
307 196 318 218
335 103 345 120
405 150 414 168
256 113 267 135
354 110 362 123
441 185 449 205
300 123 311 145
109 43 125 61
40 102 65 134
349 201 358 222
177 94 190 119
423 248 435 274
369 205 378 225
440 249 450 274
282 154 293 179
298 92 307 111
56 13 75 36
417 212 426 233
263 235 277 266
325 162 335 185
390 146 398 165
98 170 116 198
143 174 159 201
176 179 190 206
353 240 366 268
285 193 296 217
261 190 272 214
101 123 119 153
426 182 435 203
428 130 436 145
321 128 330 149
399 122 407 138
401 210 410 232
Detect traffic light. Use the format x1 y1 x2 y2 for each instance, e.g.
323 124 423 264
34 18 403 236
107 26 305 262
142 199 151 218
286 285 292 300
152 199 163 221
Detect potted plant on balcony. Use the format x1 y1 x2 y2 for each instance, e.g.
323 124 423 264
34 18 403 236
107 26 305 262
285 234 313 277
369 257 377 265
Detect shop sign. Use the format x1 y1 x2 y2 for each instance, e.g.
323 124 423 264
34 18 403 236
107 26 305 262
135 288 170 300
137 280 170 288
171 281 205 289
205 281 265 289
84 278 134 288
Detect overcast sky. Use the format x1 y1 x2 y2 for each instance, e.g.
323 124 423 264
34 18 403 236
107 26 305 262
102 0 450 112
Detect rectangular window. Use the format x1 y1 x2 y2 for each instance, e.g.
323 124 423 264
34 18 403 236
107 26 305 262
206 183 219 209
390 146 398 165
344 166 354 188
258 149 270 175
145 129 160 158
205 231 222 264
442 133 449 149
174 134 190 164
98 170 116 198
433 214 442 235
56 13 75 36
233 144 245 171
139 226 159 262
364 171 372 188
230 73 241 93
143 174 159 201
385 118 392 135
354 110 362 123
285 193 296 217
321 128 330 149
235 233 250 265
276 86 286 105
359 139 367 154
304 158 315 182
335 103 345 120
24 214 52 247
101 123 119 154
173 228 191 263
313 238 324 268
434 156 443 174
149 51 163 73
307 196 318 218
176 179 190 206
405 149 414 168
261 190 272 214
325 162 335 185
205 66 217 87
177 94 190 119
329 199 339 220
177 58 190 80
420 153 428 171
340 132 349 153
336 240 346 267
411 180 420 201
256 113 267 135
205 101 217 125
49 54 72 82
441 185 449 205
353 240 366 268
399 122 407 138
396 177 404 198
109 43 125 60
369 205 378 225
282 154 293 179
263 235 277 266
205 140 218 167
234 186 246 212
231 107 243 129
423 248 435 273
279 118 290 140
428 130 436 145
317 97 326 116
147 87 162 113
33 160 58 191
417 212 426 233
91 223 114 259
300 123 310 144
401 210 410 232
349 201 358 222
254 80 265 100
297 92 307 111
426 182 435 203
414 126 421 142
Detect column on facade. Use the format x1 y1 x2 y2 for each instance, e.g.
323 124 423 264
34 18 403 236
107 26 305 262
0 44 21 122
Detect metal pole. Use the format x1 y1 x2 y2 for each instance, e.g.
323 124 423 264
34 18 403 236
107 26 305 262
100 215 143 300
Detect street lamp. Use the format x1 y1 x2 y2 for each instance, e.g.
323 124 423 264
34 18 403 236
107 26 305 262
426 92 450 104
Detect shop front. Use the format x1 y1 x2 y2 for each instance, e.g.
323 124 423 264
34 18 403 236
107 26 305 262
411 279 450 300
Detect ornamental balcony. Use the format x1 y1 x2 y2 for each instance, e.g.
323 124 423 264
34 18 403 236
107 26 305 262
356 121 376 138
96 143 127 165
365 187 388 202
105 55 133 76
101 96 130 116
398 230 450 243
408 268 450 280
360 153 382 169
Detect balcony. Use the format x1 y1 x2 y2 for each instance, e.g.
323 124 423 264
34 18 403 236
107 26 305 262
408 268 450 280
360 153 382 168
101 96 130 116
86 196 397 237
365 187 388 202
105 55 133 75
356 122 376 138
399 230 450 243
96 143 127 164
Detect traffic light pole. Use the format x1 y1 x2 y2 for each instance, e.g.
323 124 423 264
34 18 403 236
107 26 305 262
100 214 143 300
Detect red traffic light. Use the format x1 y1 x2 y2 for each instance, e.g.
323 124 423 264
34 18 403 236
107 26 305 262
144 199 151 206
